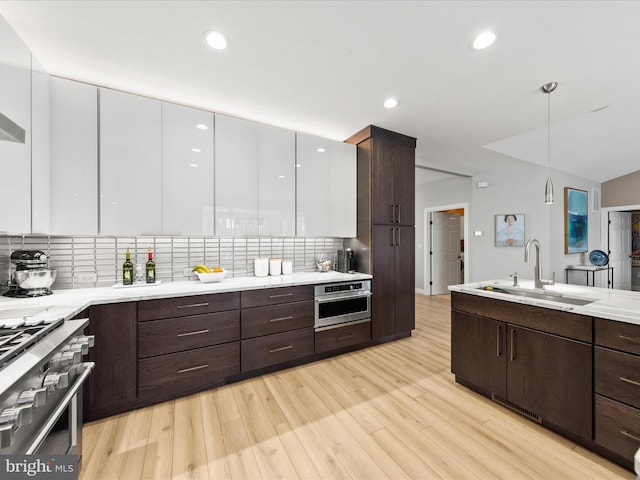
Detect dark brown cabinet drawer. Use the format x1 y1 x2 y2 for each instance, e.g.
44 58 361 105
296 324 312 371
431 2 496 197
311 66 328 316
139 342 239 399
595 346 640 409
241 328 314 372
315 320 371 353
242 301 314 339
139 310 240 358
595 395 640 462
138 292 240 321
595 318 640 355
241 285 313 308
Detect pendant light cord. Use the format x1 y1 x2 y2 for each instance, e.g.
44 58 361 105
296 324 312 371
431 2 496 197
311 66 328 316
547 91 551 172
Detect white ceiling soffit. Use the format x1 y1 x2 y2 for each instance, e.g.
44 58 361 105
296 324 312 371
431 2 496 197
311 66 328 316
2 1 640 183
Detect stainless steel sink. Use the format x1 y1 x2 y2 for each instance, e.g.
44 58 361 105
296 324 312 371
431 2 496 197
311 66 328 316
478 285 596 306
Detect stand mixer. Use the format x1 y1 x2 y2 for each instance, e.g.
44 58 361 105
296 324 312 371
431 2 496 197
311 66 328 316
3 249 57 297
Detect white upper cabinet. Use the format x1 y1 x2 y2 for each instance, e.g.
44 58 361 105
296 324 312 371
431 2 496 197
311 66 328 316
99 88 162 235
296 132 356 237
0 16 31 234
258 124 295 237
162 103 214 235
31 57 51 234
50 77 98 235
214 114 259 236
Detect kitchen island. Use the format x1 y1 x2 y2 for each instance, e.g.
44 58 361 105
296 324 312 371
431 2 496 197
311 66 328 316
449 279 640 471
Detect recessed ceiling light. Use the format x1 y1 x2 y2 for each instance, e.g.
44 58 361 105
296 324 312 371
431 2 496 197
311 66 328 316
196 124 209 130
278 175 286 179
472 31 496 50
383 98 398 109
295 164 301 168
189 163 198 168
191 148 201 153
203 30 228 50
316 148 326 153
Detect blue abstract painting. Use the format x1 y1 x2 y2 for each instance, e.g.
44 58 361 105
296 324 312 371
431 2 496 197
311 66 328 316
565 187 588 254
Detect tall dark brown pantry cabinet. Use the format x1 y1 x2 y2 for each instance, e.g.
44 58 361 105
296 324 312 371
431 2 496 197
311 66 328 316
346 126 416 341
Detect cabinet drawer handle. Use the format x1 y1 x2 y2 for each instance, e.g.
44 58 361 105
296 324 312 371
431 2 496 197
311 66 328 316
176 302 209 309
396 228 400 246
268 293 293 299
496 325 502 357
396 205 400 224
269 345 293 353
269 316 293 323
510 329 515 361
337 333 355 341
619 334 640 344
390 228 395 246
390 204 395 223
177 329 209 337
620 429 640 442
177 364 208 374
619 376 640 387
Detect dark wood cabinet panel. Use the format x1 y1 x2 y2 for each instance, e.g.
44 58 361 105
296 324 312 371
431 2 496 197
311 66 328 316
241 300 314 339
241 285 314 308
393 142 415 226
506 325 592 440
595 318 640 355
595 346 640 409
315 320 371 353
139 342 239 400
138 310 240 358
595 395 640 463
84 302 137 421
370 137 396 225
451 292 592 342
138 292 240 321
451 311 507 398
394 226 415 333
241 328 314 372
371 225 396 339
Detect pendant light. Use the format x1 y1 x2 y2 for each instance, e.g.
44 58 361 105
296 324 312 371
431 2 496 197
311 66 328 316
541 82 558 204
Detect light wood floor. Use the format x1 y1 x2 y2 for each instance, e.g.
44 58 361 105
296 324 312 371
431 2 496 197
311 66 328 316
80 294 635 479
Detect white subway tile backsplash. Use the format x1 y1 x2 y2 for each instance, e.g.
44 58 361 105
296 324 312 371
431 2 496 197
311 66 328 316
0 234 346 289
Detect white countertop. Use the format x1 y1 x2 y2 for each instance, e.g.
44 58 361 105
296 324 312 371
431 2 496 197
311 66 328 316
449 279 640 326
0 271 372 323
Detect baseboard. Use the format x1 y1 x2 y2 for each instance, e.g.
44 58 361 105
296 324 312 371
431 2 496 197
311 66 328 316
415 288 426 295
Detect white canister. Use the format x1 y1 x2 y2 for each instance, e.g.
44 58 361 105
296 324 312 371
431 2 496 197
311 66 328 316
269 258 282 276
282 260 293 275
255 258 269 277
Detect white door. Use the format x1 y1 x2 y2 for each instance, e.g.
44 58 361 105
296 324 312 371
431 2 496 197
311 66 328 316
430 212 461 295
609 211 632 290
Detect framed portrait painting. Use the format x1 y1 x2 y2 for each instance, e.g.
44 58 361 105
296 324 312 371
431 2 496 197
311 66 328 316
495 214 525 247
564 187 588 254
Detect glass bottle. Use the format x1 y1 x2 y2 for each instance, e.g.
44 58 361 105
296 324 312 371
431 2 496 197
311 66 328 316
123 248 133 285
146 247 156 283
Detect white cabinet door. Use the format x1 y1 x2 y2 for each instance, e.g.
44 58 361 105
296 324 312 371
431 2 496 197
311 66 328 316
31 58 50 234
100 88 162 235
50 77 98 234
258 124 295 237
296 133 356 237
0 64 31 233
214 114 259 236
162 103 214 235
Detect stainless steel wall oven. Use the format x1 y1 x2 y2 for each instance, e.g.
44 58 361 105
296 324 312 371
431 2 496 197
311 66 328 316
314 280 371 330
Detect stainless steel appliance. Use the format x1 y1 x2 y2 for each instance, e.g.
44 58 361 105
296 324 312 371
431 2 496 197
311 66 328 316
4 250 57 298
335 248 355 273
0 307 94 461
314 280 371 329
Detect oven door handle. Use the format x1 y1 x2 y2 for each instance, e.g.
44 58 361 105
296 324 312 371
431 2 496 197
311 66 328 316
315 292 372 303
25 362 95 455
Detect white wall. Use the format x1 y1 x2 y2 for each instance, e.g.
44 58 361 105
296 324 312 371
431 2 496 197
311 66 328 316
416 164 602 291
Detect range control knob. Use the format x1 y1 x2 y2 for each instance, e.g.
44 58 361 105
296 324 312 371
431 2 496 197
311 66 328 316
43 370 70 391
73 335 95 348
17 388 47 408
0 423 15 450
50 350 82 369
0 405 33 428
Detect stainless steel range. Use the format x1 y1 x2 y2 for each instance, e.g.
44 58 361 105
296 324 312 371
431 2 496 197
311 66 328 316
0 307 94 460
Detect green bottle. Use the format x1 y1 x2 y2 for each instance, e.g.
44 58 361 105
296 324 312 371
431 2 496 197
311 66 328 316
123 248 133 285
146 247 156 283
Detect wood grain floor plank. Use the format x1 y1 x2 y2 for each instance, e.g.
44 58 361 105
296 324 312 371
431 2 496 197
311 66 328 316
220 417 262 479
199 390 231 480
141 400 175 480
172 395 208 479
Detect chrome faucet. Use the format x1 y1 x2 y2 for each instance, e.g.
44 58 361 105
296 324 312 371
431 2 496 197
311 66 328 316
524 238 555 289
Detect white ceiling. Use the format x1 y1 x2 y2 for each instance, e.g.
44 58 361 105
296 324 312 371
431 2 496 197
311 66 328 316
1 0 639 184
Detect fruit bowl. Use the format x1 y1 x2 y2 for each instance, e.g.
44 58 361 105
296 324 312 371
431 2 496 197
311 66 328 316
195 269 226 283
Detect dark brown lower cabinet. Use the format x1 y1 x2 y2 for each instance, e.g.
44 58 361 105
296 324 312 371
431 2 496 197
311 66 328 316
84 302 137 421
241 327 314 372
315 320 371 354
450 292 592 442
595 395 640 461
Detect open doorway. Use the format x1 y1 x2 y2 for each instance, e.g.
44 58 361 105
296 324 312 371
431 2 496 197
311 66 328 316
424 203 469 295
601 204 640 291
